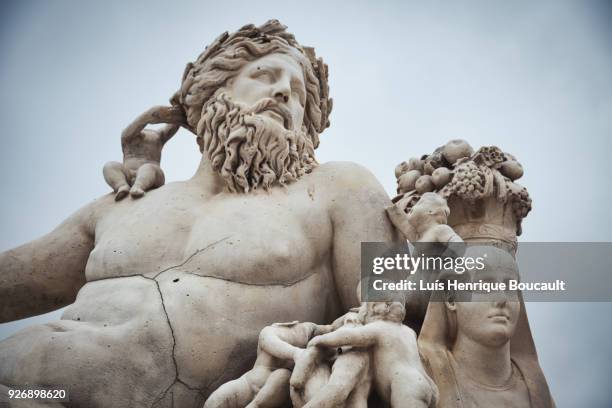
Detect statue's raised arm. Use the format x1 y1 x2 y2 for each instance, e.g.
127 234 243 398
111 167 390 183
120 105 185 146
103 105 186 200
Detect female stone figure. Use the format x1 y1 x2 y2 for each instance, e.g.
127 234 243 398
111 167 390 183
418 246 554 407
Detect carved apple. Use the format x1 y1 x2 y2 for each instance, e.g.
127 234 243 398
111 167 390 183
415 175 435 194
432 167 452 188
406 157 424 173
398 170 422 193
442 139 474 165
499 160 523 180
423 161 436 175
395 161 410 178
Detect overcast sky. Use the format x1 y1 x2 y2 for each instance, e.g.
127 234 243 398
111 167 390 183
1 1 611 406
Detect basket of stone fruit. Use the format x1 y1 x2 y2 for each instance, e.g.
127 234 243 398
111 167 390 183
392 140 532 235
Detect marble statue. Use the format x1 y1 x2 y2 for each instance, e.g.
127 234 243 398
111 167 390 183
305 302 438 408
391 141 532 254
385 192 464 331
290 306 372 408
103 105 185 200
204 321 331 408
386 192 463 244
0 20 402 407
389 144 553 407
419 247 554 407
0 17 555 408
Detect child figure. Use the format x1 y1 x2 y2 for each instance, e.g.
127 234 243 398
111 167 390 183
386 192 462 244
291 305 372 408
103 105 184 200
203 321 332 408
307 302 438 408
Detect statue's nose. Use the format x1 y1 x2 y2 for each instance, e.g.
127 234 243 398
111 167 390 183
274 92 289 103
272 77 291 103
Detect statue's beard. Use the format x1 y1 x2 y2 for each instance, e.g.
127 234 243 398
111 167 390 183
196 94 317 193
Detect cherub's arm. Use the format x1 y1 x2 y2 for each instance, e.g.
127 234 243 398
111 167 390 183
308 326 377 349
313 323 335 336
121 105 186 145
258 323 314 361
159 124 180 145
386 204 417 242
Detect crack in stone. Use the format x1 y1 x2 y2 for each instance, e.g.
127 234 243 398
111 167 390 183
150 378 208 408
153 236 233 279
87 273 150 283
86 236 233 284
177 379 207 398
150 279 180 407
183 269 318 287
151 383 173 408
149 278 211 407
78 236 237 407
67 238 238 407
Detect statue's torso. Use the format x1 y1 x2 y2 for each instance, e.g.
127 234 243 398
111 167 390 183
2 170 345 407
86 177 333 283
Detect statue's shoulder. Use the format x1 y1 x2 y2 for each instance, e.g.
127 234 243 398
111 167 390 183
312 161 382 190
309 161 391 215
82 180 189 224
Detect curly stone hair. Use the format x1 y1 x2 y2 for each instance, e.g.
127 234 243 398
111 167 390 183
171 20 332 149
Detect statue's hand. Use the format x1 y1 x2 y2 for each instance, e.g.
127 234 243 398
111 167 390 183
385 204 417 242
290 346 319 390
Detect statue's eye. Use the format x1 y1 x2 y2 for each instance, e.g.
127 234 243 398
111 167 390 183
252 70 274 83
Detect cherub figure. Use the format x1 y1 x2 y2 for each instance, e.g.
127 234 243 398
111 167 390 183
291 305 372 408
307 302 438 408
386 192 462 244
388 193 464 329
203 321 332 408
102 105 185 200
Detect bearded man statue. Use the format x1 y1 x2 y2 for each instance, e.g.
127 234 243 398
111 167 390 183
0 20 401 408
172 20 331 193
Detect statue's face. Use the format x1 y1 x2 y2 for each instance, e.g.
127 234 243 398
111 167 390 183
407 199 446 226
407 201 428 225
448 267 520 348
224 53 306 131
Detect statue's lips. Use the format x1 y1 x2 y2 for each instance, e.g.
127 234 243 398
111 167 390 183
261 106 292 130
488 311 510 322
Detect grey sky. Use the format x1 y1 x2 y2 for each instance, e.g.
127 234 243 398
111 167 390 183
1 1 611 406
